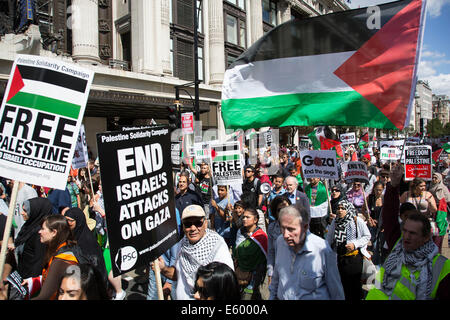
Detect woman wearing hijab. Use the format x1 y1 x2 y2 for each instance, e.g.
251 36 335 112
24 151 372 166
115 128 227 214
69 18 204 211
13 197 53 279
63 207 108 287
327 199 371 301
329 184 347 221
429 172 450 253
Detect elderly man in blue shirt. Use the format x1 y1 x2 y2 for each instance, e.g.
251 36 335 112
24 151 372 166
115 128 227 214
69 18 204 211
269 204 345 300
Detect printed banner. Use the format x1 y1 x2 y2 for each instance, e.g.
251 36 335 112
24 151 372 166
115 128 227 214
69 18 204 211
380 147 399 160
72 124 89 169
299 150 338 180
181 112 194 135
344 161 369 184
193 142 212 164
340 132 356 145
379 140 405 160
0 54 94 189
171 142 181 168
97 126 178 277
210 141 243 185
404 145 432 181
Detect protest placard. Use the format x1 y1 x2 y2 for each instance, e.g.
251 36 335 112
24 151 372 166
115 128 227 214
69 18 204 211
344 161 369 184
171 141 181 169
300 150 338 180
193 142 212 164
340 132 356 145
379 140 405 160
380 147 399 160
181 112 194 134
210 141 243 185
72 124 89 169
404 145 432 181
97 126 178 277
0 54 94 190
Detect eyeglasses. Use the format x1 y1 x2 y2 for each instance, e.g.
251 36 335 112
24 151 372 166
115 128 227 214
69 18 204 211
245 170 253 173
354 183 361 187
182 218 204 229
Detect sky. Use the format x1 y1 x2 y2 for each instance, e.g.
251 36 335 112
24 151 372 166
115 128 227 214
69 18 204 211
349 0 450 97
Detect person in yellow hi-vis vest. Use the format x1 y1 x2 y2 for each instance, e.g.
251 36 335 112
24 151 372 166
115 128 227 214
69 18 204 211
366 212 450 300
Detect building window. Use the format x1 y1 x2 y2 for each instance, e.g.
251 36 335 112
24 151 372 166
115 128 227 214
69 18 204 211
225 0 245 10
262 0 277 26
172 38 204 82
224 13 246 48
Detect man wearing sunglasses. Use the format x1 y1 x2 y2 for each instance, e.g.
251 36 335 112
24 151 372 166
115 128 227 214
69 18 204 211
156 205 234 300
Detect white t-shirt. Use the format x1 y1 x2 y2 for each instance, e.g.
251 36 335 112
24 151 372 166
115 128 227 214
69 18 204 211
174 235 234 300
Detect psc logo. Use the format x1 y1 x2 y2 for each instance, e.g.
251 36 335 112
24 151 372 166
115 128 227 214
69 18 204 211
114 246 138 272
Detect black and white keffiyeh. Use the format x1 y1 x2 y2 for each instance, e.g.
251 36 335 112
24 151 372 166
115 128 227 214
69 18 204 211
334 199 358 247
382 239 438 300
179 229 222 286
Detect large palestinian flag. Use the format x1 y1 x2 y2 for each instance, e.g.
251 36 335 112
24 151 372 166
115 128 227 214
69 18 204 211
221 0 426 130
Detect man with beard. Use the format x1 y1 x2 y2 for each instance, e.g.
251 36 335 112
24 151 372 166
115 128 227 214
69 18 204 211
269 204 344 300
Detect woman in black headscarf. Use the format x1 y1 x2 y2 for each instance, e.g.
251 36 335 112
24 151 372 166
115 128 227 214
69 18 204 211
14 197 53 278
63 207 108 285
329 183 347 221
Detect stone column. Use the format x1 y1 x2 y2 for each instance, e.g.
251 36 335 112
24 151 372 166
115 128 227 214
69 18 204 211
208 0 225 86
161 0 172 75
131 0 162 75
280 0 292 24
248 0 263 46
71 0 100 64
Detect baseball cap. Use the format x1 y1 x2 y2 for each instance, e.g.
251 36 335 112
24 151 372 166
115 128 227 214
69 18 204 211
182 205 206 220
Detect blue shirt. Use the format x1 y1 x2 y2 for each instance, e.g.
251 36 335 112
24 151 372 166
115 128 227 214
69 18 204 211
269 231 345 300
211 196 234 239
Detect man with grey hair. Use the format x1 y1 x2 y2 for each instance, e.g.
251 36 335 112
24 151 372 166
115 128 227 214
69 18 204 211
284 176 310 213
269 204 345 300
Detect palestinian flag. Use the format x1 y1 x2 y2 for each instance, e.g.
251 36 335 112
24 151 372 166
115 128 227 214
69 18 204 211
432 149 443 164
221 0 426 130
358 132 369 150
250 228 268 258
308 126 341 150
442 142 450 153
351 151 358 161
6 64 88 120
436 198 448 237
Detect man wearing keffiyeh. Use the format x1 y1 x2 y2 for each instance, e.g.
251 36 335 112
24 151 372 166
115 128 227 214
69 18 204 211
155 205 234 300
366 212 450 300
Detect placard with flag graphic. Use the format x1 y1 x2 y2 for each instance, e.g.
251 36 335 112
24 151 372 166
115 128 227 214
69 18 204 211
0 54 94 190
221 0 426 130
210 141 243 185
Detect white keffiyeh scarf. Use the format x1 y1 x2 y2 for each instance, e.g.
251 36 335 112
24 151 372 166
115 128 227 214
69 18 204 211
179 229 222 286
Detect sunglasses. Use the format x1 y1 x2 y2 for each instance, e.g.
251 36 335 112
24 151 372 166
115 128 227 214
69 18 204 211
354 183 361 186
245 170 253 173
182 218 204 229
332 189 340 192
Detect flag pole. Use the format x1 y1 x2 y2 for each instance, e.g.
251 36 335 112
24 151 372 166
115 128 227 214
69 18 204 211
0 181 20 280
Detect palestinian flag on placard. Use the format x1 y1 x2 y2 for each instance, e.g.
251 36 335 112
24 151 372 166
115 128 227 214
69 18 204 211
351 151 358 161
221 0 426 130
358 132 369 150
436 198 449 237
6 63 88 120
210 142 241 162
308 126 341 150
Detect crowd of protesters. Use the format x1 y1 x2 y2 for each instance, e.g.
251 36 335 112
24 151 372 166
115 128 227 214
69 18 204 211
1 138 450 301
